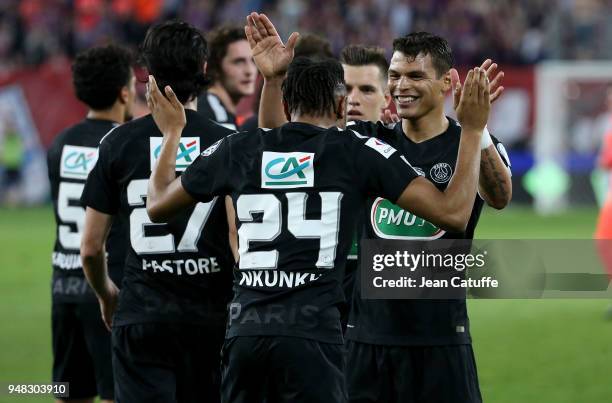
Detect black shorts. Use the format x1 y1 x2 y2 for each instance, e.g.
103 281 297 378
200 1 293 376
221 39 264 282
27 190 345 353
112 322 225 403
346 341 482 403
221 336 346 403
52 301 114 400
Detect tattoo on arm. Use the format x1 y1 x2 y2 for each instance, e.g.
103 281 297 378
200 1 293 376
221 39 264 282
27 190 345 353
480 147 509 203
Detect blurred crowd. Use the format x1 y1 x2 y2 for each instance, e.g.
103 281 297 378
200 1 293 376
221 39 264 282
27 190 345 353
1 0 612 73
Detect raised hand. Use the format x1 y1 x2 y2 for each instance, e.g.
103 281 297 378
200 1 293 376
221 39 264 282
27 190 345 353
451 59 504 109
380 109 400 126
245 12 299 79
456 68 490 133
146 75 186 138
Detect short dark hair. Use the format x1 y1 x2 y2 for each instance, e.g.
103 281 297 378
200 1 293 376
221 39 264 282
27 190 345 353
72 44 133 110
392 32 453 77
282 57 345 117
140 20 210 104
294 33 334 60
207 25 246 83
340 45 389 82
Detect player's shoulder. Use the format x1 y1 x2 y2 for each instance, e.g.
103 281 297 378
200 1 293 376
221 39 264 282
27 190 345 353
99 114 154 147
50 119 116 151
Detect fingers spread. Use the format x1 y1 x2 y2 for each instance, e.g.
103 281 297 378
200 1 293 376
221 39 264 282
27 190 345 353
479 59 492 72
252 13 269 39
286 32 300 51
260 13 279 37
246 15 263 42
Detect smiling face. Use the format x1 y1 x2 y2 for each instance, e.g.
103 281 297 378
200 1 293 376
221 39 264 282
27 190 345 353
387 51 451 121
343 64 390 122
218 40 257 98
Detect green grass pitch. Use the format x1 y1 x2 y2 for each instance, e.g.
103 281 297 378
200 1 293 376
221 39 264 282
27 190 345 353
0 206 610 402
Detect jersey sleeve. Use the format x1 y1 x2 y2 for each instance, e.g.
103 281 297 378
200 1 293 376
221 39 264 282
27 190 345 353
181 137 231 202
354 136 420 204
490 134 512 175
81 135 120 214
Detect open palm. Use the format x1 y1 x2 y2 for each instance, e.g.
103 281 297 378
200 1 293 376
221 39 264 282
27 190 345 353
245 12 299 79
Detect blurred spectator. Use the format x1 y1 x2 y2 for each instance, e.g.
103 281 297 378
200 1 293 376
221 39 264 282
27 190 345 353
0 0 611 73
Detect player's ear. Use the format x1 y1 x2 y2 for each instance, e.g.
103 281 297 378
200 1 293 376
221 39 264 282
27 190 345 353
384 93 392 109
441 70 452 93
119 86 129 105
336 95 346 120
283 101 291 122
203 61 208 74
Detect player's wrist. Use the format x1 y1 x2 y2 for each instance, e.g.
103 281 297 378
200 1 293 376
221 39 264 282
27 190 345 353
480 126 493 150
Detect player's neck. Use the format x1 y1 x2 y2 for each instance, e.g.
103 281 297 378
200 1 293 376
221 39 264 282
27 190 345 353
401 111 448 143
292 113 339 129
87 106 124 124
208 84 239 115
184 98 197 111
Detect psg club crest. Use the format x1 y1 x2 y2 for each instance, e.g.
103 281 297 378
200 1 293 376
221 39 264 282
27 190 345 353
430 162 453 184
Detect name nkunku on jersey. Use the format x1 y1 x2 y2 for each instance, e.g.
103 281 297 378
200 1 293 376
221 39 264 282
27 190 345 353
47 118 126 303
180 122 420 344
346 118 511 346
80 110 235 327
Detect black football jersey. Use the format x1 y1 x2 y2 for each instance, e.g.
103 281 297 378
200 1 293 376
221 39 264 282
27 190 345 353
197 92 237 131
80 110 235 327
47 118 126 303
346 118 511 346
180 121 420 343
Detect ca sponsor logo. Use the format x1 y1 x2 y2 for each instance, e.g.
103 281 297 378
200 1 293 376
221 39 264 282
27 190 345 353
430 162 453 184
370 197 446 240
60 145 98 179
261 151 314 189
149 137 200 172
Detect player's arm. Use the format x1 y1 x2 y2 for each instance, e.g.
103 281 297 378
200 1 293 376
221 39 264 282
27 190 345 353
452 59 511 209
478 139 512 209
396 68 489 232
245 12 298 128
80 207 116 330
226 196 239 262
145 75 197 223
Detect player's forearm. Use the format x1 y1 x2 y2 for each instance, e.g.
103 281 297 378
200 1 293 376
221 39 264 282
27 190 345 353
478 145 512 209
147 135 180 221
441 130 482 230
81 251 112 299
259 77 287 128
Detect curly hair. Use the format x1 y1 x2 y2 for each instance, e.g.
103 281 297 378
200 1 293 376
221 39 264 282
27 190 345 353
140 20 210 104
72 44 134 110
206 25 246 83
282 57 345 117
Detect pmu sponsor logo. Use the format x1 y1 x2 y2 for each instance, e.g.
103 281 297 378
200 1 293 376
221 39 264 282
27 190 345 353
60 145 98 179
239 270 322 288
141 257 220 275
261 151 314 189
149 137 200 172
370 197 446 240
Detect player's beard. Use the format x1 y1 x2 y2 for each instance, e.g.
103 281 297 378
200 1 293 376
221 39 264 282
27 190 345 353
124 111 134 122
